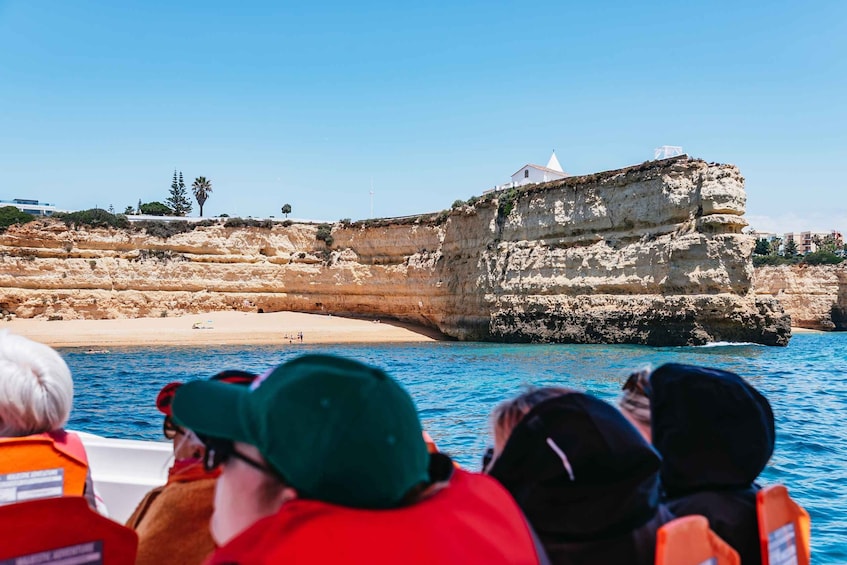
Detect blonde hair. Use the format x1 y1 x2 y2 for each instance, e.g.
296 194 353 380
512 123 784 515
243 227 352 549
491 386 575 453
0 331 74 436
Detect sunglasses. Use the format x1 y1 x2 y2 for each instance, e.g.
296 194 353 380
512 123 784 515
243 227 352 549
481 447 494 472
163 416 184 440
200 436 285 481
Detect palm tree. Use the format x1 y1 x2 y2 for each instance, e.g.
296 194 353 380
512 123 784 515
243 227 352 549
192 176 212 217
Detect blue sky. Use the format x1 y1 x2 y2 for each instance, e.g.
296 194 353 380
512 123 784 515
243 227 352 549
0 1 844 232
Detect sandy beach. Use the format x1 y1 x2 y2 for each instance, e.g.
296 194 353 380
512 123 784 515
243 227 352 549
790 327 826 334
3 311 440 348
1 314 823 348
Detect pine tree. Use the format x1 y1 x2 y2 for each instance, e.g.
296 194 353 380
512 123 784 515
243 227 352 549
166 170 193 216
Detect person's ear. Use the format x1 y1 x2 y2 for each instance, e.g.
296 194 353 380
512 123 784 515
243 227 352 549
279 487 298 504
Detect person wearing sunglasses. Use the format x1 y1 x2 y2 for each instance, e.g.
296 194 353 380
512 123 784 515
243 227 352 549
172 354 550 564
126 370 256 565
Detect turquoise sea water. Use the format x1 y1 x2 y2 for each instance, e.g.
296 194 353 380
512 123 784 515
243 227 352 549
62 333 846 562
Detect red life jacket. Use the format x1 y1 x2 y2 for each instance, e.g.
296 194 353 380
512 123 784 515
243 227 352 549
0 430 89 502
207 468 544 564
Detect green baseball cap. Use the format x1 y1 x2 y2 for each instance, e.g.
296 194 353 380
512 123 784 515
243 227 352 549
172 354 431 509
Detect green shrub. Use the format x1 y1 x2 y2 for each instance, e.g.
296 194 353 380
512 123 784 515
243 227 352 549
497 187 520 219
752 255 798 267
0 206 36 232
56 209 130 230
315 223 333 247
802 250 844 265
281 220 293 227
451 199 466 209
136 220 195 239
223 218 274 229
139 202 173 216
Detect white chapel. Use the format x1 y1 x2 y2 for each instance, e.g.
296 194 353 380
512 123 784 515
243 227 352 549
511 151 569 187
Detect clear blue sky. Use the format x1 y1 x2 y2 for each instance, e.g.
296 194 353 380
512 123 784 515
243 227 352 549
1 1 844 232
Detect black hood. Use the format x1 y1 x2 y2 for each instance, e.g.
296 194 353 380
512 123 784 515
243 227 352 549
650 363 775 497
488 393 662 541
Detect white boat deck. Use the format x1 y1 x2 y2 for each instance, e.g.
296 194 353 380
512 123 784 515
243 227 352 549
75 431 171 523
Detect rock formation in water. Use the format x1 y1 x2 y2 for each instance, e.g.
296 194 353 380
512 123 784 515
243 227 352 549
755 264 847 331
0 156 790 346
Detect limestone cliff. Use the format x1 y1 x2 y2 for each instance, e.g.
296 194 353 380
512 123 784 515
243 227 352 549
754 264 847 330
0 156 790 345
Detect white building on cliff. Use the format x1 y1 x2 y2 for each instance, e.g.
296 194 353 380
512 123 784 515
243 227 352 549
510 151 569 187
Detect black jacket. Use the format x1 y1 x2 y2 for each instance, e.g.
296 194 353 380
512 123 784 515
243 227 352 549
488 393 673 565
650 363 776 565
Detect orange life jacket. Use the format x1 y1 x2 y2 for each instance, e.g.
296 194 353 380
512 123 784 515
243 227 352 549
655 515 740 565
0 430 88 503
207 468 544 565
757 485 811 565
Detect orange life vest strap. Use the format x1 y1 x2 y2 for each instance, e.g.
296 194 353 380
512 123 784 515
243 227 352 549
45 430 88 466
757 485 811 565
656 515 740 565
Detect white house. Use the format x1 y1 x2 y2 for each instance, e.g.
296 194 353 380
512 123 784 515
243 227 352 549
0 198 60 216
510 152 569 187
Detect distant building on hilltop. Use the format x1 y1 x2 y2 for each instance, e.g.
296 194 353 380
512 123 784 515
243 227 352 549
0 198 59 216
654 146 684 160
783 230 843 254
510 151 569 187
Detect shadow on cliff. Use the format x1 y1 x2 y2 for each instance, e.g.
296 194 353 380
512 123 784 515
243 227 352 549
342 314 454 341
830 270 847 331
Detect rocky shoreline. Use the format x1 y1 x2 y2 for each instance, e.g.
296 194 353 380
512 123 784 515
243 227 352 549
0 156 791 346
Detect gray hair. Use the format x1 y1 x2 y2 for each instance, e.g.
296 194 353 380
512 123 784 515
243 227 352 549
0 331 74 436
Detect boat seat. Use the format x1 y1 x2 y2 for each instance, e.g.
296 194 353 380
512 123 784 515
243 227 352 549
0 496 138 562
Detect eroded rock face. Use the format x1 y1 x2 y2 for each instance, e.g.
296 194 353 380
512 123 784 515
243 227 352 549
0 156 790 345
754 264 847 331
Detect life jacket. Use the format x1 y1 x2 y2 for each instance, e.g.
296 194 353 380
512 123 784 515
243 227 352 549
756 485 810 565
0 430 88 503
207 468 545 565
655 515 740 565
0 495 138 563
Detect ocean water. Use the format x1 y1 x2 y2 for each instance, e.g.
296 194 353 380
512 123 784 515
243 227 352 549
62 333 846 562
